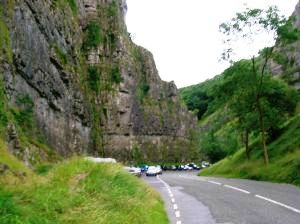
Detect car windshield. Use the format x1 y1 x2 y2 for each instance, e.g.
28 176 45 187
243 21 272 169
148 166 156 170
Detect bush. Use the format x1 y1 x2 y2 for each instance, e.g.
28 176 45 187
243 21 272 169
87 66 100 93
67 0 77 14
108 1 118 17
137 82 150 103
12 94 34 129
110 66 122 84
0 79 8 129
54 46 68 65
83 22 103 51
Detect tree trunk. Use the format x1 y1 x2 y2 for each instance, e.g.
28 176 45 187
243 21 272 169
257 101 269 165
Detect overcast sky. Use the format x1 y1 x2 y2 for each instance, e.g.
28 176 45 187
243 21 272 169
125 0 299 88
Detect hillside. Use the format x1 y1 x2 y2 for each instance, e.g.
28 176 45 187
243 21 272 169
180 2 300 185
200 113 300 186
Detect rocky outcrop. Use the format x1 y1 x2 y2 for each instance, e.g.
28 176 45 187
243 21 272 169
270 0 300 89
0 0 198 163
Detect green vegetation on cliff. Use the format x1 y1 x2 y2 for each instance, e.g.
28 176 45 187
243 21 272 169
0 156 168 224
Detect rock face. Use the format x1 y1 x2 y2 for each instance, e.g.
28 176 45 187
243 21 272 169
0 0 198 163
270 0 300 89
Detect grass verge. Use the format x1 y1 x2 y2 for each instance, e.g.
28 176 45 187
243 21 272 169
0 156 169 224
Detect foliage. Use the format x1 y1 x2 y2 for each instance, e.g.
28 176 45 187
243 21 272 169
110 66 123 84
0 6 13 63
54 45 68 65
180 75 223 119
12 94 34 129
83 22 103 51
200 130 227 163
0 188 20 224
0 157 169 224
218 6 300 164
199 122 241 163
138 82 150 102
34 163 54 175
52 0 77 15
107 0 118 17
0 139 30 173
132 145 143 165
219 6 286 61
67 0 77 14
200 114 300 186
277 16 300 44
0 78 8 130
133 47 151 103
87 66 100 93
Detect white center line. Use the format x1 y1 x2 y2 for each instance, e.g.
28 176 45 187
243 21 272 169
176 221 182 224
255 195 300 214
171 198 175 203
224 185 251 194
208 180 222 185
175 211 181 218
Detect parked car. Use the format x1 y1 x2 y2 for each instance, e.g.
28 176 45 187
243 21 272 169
187 163 201 170
139 165 148 172
124 166 142 177
170 165 177 171
146 166 160 176
201 161 210 168
176 165 184 171
183 164 193 170
156 165 163 175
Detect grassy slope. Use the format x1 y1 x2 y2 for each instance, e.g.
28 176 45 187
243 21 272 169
0 150 168 224
200 114 300 186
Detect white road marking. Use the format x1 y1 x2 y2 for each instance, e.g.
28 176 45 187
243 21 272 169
208 180 222 185
156 175 183 223
255 194 300 214
224 185 251 194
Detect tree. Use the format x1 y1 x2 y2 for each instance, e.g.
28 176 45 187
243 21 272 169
219 6 299 164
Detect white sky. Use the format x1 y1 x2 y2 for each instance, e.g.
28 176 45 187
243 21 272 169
125 0 299 88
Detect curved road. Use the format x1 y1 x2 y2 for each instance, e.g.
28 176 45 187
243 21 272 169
143 171 300 224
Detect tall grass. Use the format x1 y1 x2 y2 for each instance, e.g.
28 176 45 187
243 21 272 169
0 157 168 224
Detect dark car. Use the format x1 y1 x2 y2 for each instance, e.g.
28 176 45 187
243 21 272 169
187 163 201 170
176 165 184 171
139 165 148 172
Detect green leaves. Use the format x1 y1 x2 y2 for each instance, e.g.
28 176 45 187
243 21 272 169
220 6 287 62
83 22 104 51
87 66 100 93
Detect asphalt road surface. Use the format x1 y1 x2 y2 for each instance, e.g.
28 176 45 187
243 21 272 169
143 171 300 224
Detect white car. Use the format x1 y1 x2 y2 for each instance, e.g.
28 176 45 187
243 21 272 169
146 166 161 176
183 165 193 170
124 166 142 177
201 161 210 168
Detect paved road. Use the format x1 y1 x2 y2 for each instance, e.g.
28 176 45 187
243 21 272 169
143 171 300 224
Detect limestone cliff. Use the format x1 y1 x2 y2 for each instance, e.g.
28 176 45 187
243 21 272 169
0 0 198 164
270 0 300 89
